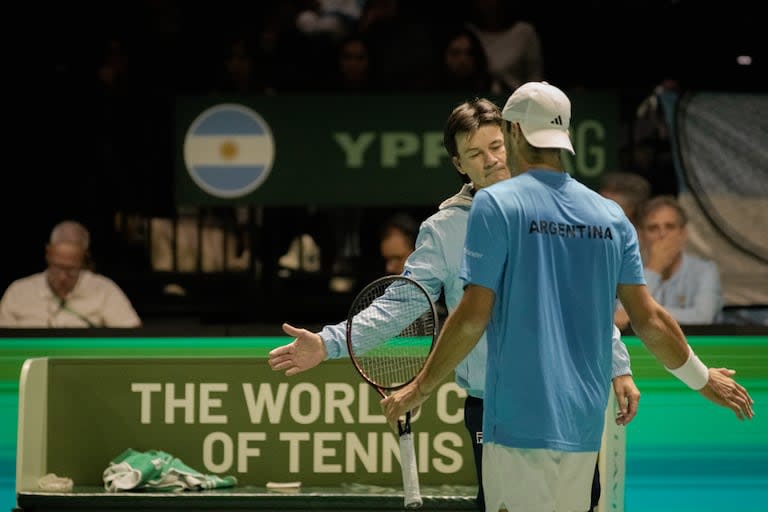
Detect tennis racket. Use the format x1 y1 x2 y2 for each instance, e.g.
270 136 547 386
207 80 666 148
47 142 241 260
346 275 437 509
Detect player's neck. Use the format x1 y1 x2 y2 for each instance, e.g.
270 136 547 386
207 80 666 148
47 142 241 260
517 151 564 174
521 162 565 173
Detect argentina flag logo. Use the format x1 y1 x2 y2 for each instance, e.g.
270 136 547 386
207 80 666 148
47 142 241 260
183 104 275 198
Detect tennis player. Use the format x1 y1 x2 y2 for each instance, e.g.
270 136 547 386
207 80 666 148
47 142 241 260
269 97 640 511
381 82 754 512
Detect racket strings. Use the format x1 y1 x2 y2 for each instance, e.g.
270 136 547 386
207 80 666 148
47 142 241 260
350 278 435 389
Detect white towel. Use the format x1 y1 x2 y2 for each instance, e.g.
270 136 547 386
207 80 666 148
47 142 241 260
103 448 237 492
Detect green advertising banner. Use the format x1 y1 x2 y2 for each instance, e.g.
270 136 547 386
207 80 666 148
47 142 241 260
175 93 619 206
45 358 475 487
7 335 767 512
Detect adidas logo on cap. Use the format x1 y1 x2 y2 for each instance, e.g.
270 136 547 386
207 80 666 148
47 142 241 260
501 81 575 155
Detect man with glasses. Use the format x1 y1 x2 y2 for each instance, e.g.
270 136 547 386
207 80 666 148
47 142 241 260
0 220 141 327
636 195 723 324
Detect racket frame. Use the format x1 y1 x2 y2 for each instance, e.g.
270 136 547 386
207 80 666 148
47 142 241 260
345 275 437 509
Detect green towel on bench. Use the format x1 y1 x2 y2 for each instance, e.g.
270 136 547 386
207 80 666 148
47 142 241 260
103 448 237 492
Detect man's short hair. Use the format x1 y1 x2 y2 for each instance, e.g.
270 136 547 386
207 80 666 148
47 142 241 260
50 220 90 250
380 212 418 249
638 195 688 227
443 98 503 183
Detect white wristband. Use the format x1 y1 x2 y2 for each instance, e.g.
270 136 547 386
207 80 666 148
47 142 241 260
665 349 709 390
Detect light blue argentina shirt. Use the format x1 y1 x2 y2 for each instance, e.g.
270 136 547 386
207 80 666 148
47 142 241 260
462 170 645 451
320 183 633 399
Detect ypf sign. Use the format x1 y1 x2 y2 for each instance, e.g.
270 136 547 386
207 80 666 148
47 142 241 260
183 104 275 198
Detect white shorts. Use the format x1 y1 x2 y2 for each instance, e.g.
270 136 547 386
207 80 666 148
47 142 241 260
482 442 598 512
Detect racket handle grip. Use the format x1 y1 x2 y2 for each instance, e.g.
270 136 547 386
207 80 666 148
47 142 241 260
399 432 422 509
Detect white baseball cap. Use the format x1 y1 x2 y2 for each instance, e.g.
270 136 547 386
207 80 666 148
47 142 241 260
501 81 575 155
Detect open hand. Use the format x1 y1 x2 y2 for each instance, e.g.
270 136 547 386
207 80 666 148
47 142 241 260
268 323 328 376
699 368 755 420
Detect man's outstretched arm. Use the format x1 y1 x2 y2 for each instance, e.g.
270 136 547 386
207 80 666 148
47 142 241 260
618 284 754 420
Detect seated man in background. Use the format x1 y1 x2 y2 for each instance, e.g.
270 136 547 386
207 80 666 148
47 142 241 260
0 220 142 327
616 195 723 330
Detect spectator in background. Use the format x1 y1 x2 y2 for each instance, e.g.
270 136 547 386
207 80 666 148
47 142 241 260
379 210 450 325
0 221 142 328
326 33 377 92
211 35 272 95
379 212 419 275
433 26 494 94
465 0 543 94
598 171 652 229
295 0 362 44
616 195 723 330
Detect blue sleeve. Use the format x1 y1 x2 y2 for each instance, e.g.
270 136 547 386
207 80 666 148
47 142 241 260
321 219 448 360
319 322 349 360
403 218 450 304
461 190 508 291
619 218 646 285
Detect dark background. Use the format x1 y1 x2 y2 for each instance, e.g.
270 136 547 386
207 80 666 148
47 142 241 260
5 0 764 324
